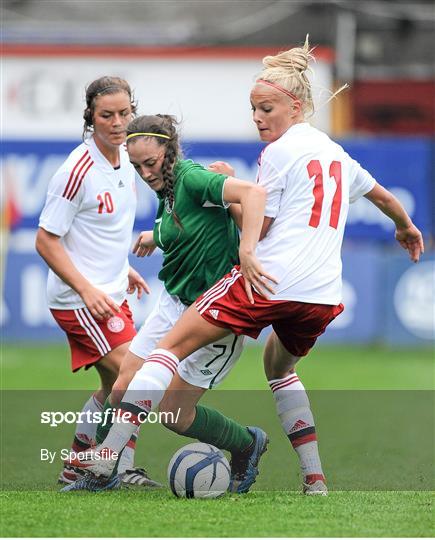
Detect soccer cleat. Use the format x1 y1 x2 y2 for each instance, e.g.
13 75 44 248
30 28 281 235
60 471 121 492
58 464 86 485
66 446 118 478
302 479 328 496
121 467 162 488
229 426 269 494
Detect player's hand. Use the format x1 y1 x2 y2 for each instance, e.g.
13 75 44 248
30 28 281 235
127 266 151 299
133 231 156 257
208 161 235 177
395 223 424 263
80 285 121 321
239 248 278 304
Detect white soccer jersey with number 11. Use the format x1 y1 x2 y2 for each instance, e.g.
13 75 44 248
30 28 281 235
255 122 376 305
39 137 137 309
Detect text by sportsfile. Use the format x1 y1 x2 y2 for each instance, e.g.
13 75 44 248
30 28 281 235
40 448 119 464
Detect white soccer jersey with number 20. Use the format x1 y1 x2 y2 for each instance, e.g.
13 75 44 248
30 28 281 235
39 137 137 309
255 122 376 305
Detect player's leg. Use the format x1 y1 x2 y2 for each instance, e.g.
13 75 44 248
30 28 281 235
264 330 327 495
92 291 172 447
110 350 144 405
93 349 143 448
94 343 141 475
58 301 160 488
51 306 122 483
94 344 125 398
103 305 231 453
159 303 230 358
91 290 195 453
94 309 227 458
160 373 253 452
58 343 124 484
88 291 184 488
62 344 161 490
160 372 267 494
66 308 254 484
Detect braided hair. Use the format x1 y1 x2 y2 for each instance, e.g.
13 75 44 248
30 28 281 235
126 114 183 228
82 76 137 140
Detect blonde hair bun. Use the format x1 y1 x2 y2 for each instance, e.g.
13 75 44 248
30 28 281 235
262 35 313 75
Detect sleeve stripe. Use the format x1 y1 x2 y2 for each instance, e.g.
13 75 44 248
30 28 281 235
68 160 94 201
62 150 91 199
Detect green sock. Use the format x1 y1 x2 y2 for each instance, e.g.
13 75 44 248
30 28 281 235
182 405 253 454
96 397 114 445
96 396 122 478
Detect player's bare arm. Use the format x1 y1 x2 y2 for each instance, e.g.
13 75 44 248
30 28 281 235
364 183 424 262
208 161 275 239
223 178 277 302
35 227 120 319
208 161 243 229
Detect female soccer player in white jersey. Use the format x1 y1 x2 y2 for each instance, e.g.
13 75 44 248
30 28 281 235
36 76 159 487
69 40 423 495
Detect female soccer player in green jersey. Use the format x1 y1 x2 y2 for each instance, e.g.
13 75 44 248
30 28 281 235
64 113 273 493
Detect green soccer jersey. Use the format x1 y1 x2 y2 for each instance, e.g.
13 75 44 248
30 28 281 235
153 159 239 305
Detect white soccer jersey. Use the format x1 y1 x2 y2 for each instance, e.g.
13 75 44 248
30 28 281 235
39 137 137 309
256 122 376 304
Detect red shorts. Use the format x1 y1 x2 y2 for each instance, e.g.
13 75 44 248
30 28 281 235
196 267 344 357
51 300 137 372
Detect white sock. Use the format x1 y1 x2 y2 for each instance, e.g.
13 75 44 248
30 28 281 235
269 372 325 483
102 349 179 454
117 431 138 474
71 393 103 453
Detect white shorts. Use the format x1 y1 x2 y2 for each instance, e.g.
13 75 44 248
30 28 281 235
129 288 245 389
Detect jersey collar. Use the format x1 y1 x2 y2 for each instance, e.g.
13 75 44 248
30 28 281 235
87 137 125 172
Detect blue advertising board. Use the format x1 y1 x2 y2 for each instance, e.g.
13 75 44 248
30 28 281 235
1 137 433 238
2 243 433 345
384 256 435 344
1 137 433 345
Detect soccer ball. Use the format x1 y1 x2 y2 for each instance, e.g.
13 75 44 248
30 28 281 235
167 442 230 498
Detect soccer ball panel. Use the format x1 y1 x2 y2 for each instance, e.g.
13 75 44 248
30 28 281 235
168 442 230 499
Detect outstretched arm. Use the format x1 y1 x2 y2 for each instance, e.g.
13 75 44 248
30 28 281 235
364 183 424 262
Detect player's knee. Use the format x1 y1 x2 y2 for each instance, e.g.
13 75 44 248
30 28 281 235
264 337 299 379
264 354 298 380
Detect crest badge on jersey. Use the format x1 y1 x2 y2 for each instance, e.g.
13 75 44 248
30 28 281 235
107 316 125 333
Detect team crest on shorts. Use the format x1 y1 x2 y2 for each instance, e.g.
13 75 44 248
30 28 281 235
107 316 125 333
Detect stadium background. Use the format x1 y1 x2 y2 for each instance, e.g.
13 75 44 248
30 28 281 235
0 2 434 537
1 0 434 348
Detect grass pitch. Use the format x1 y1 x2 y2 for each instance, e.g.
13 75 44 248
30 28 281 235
1 343 433 537
1 490 432 537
